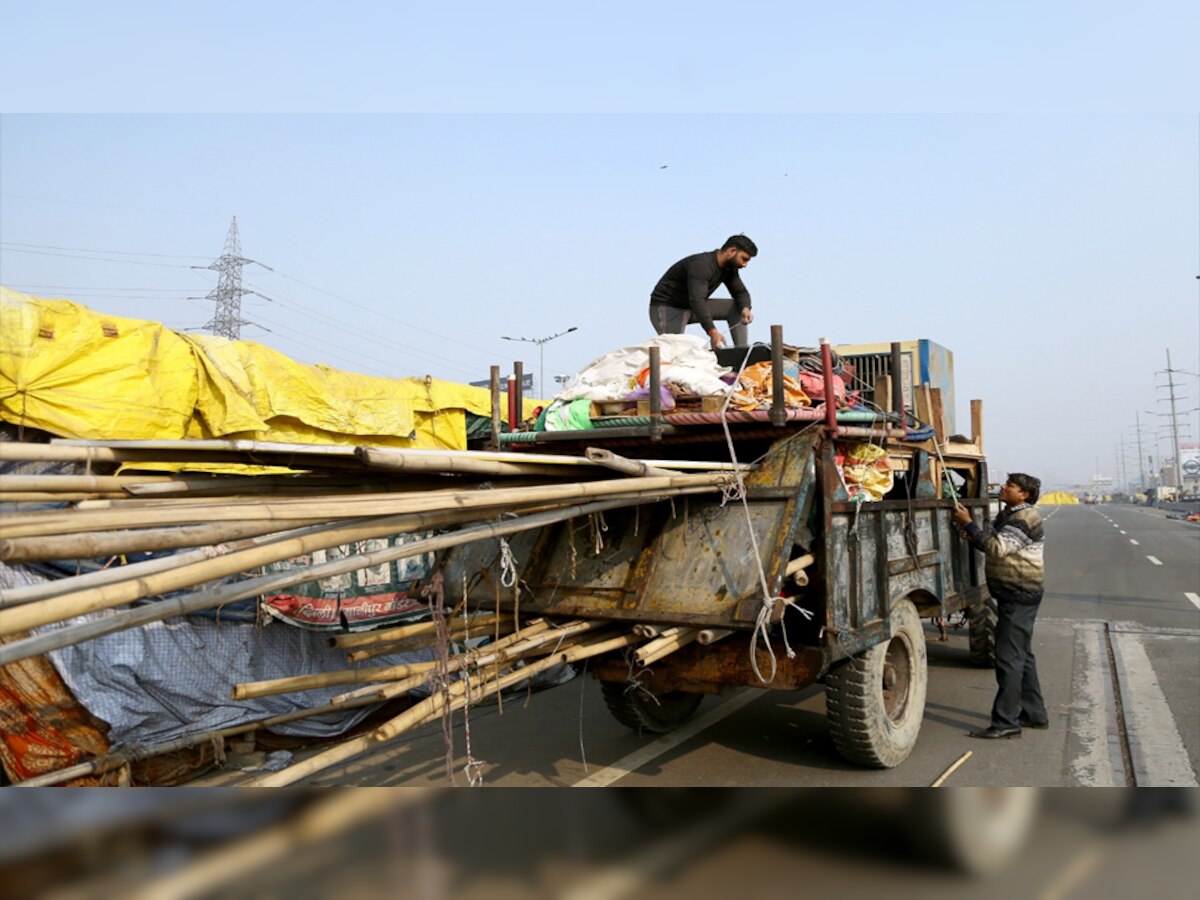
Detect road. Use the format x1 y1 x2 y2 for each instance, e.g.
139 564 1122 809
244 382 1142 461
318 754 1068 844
206 503 1199 789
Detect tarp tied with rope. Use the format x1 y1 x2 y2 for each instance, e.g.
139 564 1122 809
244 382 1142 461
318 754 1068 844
0 288 538 454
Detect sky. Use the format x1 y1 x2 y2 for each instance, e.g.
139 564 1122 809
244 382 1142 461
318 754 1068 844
1 3 1198 490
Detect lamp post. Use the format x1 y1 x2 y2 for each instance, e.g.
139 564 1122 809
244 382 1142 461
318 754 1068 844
501 327 578 398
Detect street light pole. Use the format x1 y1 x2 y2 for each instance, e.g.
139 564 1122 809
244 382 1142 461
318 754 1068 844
501 327 578 398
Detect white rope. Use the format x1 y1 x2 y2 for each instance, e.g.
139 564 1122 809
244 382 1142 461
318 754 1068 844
459 576 485 787
498 538 518 588
716 345 797 684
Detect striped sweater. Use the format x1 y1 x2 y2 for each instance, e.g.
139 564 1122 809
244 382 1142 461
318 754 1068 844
964 502 1045 604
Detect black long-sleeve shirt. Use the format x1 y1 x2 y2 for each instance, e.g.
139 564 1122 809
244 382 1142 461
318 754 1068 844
649 250 751 333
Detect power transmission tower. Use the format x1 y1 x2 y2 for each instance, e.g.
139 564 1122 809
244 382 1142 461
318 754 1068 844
201 217 258 339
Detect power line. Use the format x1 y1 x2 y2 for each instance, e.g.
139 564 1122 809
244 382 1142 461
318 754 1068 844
247 291 485 380
0 241 209 260
0 246 195 269
3 283 196 293
266 269 508 359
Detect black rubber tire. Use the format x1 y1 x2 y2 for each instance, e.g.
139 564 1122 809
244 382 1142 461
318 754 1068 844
968 594 998 668
600 681 703 735
824 598 928 768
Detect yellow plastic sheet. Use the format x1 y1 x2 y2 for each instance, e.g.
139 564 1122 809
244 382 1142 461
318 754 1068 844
1 288 536 454
0 289 197 439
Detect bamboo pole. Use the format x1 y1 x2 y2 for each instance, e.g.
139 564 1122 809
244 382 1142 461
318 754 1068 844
0 505 487 640
697 627 734 645
0 474 181 493
328 612 510 649
331 619 555 705
930 750 973 787
0 491 129 501
0 481 720 638
357 446 579 479
0 517 334 564
23 438 745 471
786 553 815 587
634 627 699 666
0 494 678 665
0 524 319 608
0 471 729 539
584 448 677 478
248 630 642 787
234 618 604 700
344 617 515 662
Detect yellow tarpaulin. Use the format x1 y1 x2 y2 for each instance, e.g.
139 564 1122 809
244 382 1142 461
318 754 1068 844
1038 491 1080 505
1 288 537 453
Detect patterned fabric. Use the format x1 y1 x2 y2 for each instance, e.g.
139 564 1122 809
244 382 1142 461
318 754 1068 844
964 502 1045 604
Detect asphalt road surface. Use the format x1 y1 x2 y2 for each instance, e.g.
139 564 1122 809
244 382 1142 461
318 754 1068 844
207 503 1198 789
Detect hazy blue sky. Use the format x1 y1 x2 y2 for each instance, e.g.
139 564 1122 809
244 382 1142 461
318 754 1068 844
2 4 1198 489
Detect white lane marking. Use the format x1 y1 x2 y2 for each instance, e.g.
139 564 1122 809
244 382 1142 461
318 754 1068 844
1186 593 1200 611
573 690 761 787
1119 530 1126 535
1130 539 1140 545
1147 556 1163 566
1067 622 1117 787
1110 632 1199 787
1113 524 1119 528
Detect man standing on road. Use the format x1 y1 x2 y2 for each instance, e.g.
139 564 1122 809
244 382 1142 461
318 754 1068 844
953 473 1050 739
649 235 757 350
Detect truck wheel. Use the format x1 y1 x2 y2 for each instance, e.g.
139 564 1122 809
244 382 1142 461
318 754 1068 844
601 681 703 735
969 595 998 667
908 788 1038 874
825 598 927 768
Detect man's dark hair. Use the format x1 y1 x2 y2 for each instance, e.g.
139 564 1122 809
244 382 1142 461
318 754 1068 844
722 234 758 257
1007 473 1041 505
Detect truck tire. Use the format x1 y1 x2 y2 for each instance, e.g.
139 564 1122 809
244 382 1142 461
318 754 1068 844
600 681 703 735
969 595 998 667
908 788 1038 874
824 598 927 768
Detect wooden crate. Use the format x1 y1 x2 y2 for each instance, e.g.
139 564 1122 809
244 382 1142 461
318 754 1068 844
589 399 639 418
637 394 726 416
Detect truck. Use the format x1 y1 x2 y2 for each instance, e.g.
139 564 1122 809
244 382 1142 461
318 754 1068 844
441 335 997 770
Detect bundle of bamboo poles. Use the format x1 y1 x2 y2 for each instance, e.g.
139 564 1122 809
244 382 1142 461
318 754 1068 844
0 438 751 786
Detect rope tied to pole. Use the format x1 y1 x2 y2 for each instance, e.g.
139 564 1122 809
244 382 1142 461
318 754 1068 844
716 344 800 684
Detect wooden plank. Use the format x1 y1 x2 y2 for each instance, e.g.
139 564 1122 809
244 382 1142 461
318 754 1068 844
915 384 933 428
970 399 984 452
874 374 892 413
930 387 947 444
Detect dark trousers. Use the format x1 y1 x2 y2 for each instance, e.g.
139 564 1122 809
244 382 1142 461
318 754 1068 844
990 598 1047 729
649 299 748 345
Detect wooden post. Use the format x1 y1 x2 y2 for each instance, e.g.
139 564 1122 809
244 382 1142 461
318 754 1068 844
770 325 786 427
513 361 524 429
890 343 905 421
648 345 663 442
971 399 984 452
874 373 892 417
489 365 502 450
